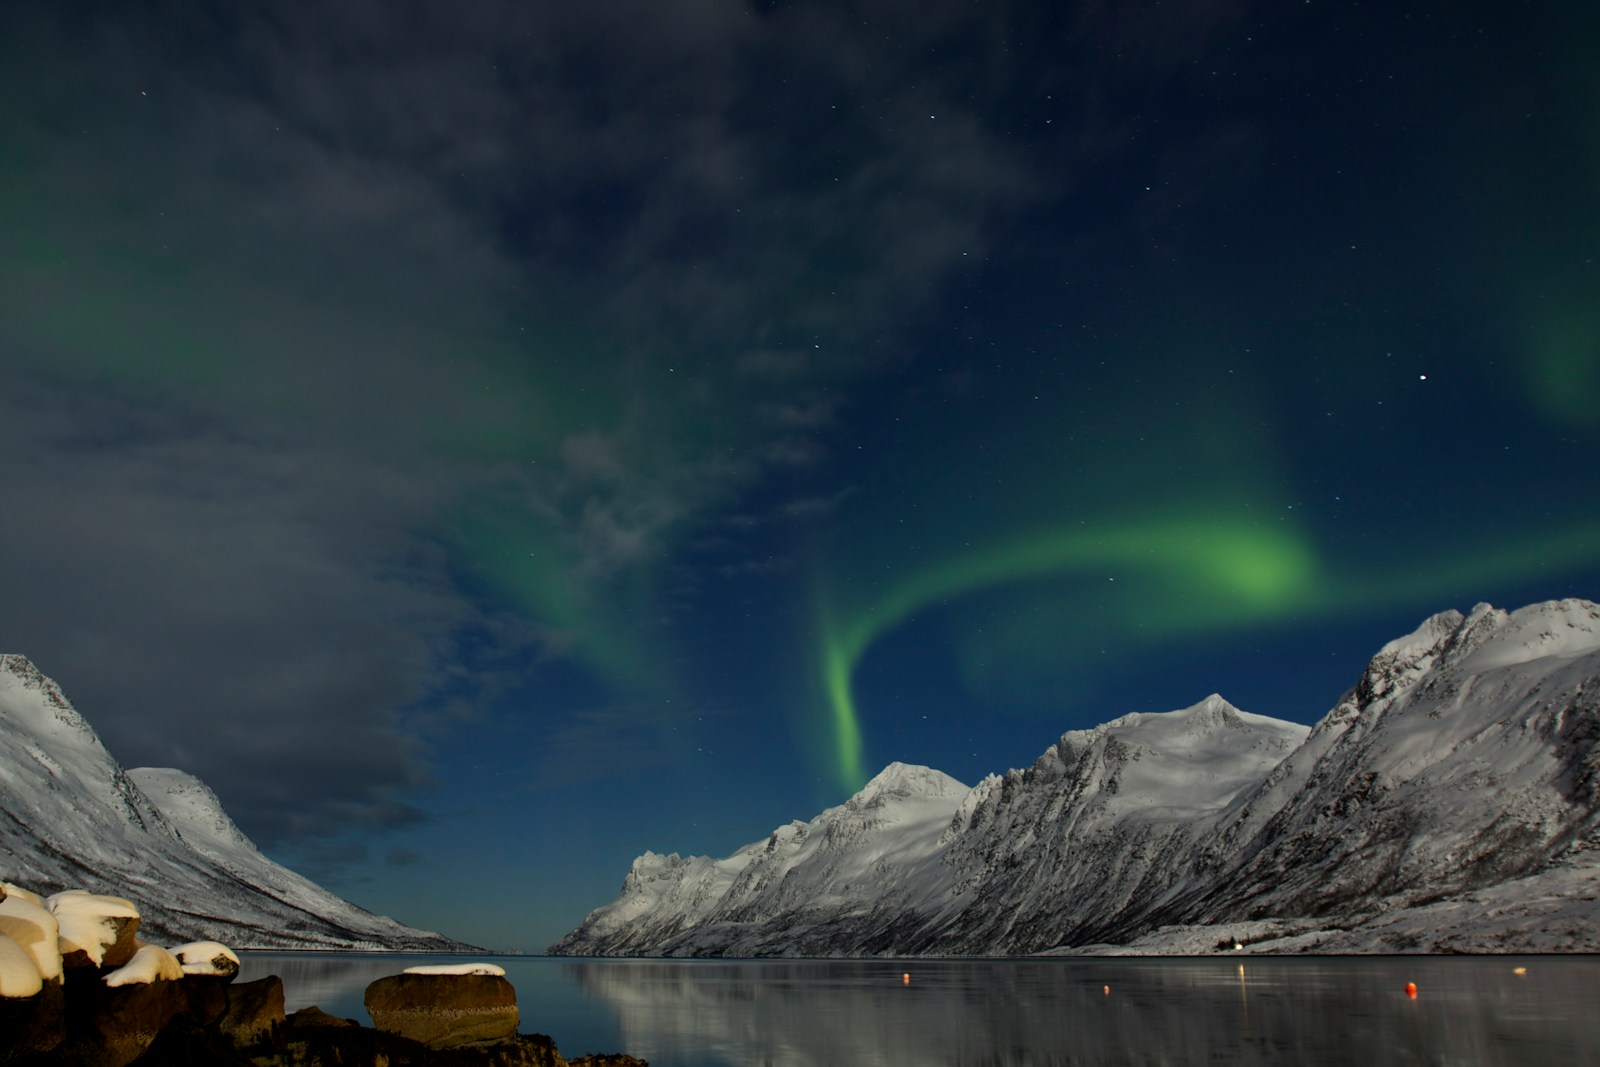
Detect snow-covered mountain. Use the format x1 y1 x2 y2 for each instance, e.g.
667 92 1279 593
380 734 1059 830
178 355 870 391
557 762 971 956
0 653 469 950
552 598 1600 955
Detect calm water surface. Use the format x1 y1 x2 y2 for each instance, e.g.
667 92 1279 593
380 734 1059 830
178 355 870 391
236 952 1600 1066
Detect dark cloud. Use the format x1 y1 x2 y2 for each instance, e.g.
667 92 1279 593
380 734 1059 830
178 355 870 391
0 0 1259 863
0 379 474 844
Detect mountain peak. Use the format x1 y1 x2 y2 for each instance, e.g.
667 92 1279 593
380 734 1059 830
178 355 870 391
0 653 74 712
1175 693 1244 724
1 658 469 951
1359 598 1600 706
1374 609 1467 661
849 762 968 808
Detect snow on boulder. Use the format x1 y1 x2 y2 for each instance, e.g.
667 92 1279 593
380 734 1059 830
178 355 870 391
402 962 507 977
48 890 141 969
0 933 44 998
103 944 183 987
0 890 63 981
1 882 44 907
171 941 240 978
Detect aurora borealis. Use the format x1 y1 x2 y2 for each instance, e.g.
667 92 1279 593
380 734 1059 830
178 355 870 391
2 1 1597 949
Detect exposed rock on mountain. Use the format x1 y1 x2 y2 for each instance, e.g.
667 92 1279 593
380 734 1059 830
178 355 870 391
553 599 1600 955
0 654 466 951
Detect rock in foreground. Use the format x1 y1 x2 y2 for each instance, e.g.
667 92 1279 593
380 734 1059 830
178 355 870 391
0 879 645 1066
365 971 520 1049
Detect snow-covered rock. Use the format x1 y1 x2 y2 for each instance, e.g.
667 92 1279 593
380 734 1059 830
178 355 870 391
553 599 1600 956
0 934 44 998
403 962 507 976
364 970 520 1049
49 891 141 968
171 941 240 978
0 890 63 981
0 654 470 951
103 944 183 987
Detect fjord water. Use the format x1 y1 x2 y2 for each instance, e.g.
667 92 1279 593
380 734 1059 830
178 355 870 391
237 953 1600 1065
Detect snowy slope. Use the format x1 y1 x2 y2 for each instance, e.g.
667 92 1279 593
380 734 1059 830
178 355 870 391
553 599 1600 956
0 654 469 950
926 695 1310 952
1173 599 1600 927
552 762 971 956
553 698 1309 955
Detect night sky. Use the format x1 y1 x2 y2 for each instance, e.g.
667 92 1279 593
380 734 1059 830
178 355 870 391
2 1 1597 952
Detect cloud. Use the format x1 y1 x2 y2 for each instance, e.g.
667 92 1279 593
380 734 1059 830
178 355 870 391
0 0 1060 853
0 378 485 846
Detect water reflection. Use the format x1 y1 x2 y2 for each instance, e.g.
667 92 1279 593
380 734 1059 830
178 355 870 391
567 956 1600 1067
235 953 1600 1066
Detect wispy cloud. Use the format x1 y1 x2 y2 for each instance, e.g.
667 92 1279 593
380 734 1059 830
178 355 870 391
0 0 1063 852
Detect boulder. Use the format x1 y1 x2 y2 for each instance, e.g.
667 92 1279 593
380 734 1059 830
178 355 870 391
219 974 285 1046
172 940 241 978
287 1004 359 1028
103 943 184 987
0 975 65 1062
180 973 232 1030
57 967 187 1067
364 971 520 1048
0 893 63 983
0 885 36 906
47 891 141 970
0 933 43 999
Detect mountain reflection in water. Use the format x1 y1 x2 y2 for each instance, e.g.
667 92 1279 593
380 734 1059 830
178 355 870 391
240 953 1600 1066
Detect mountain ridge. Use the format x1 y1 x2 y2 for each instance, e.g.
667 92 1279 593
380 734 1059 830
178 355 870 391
0 653 471 951
552 598 1600 956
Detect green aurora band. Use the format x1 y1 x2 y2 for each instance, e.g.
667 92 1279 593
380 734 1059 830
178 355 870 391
815 514 1600 794
815 514 1321 792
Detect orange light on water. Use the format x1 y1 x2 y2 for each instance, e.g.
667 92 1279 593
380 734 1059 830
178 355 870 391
1405 982 1418 998
902 973 911 985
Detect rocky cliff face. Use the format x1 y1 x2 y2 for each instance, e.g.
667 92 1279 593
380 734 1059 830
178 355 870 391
0 654 468 951
552 599 1600 956
1175 599 1600 928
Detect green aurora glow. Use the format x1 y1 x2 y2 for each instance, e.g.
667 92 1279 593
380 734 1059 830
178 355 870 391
815 516 1600 793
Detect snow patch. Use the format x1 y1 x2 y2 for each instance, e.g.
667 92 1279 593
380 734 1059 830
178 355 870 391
0 892 62 981
171 940 240 976
103 944 183 987
0 883 43 907
48 891 139 966
402 962 507 976
0 934 44 998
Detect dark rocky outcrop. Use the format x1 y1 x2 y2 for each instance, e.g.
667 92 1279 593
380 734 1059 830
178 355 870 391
365 973 519 1049
0 978 64 1063
55 967 189 1067
3 966 645 1067
0 878 644 1066
218 976 286 1046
